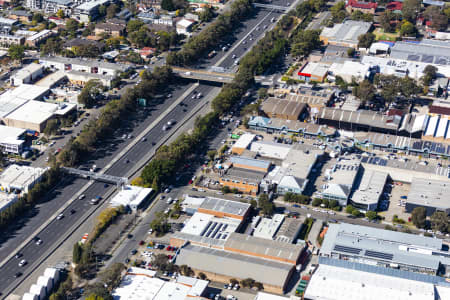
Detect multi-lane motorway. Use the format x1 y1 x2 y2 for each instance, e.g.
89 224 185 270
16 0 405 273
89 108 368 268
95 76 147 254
0 2 295 296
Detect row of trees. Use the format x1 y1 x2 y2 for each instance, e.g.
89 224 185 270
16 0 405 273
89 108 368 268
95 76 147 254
58 66 174 167
166 0 254 66
411 207 450 233
284 192 310 204
312 198 341 211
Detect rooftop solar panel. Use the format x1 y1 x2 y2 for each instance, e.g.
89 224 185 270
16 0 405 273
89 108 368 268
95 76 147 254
423 141 432 150
361 157 368 163
334 244 362 255
421 55 434 63
365 250 393 261
412 140 423 150
431 142 437 152
436 57 449 65
380 159 387 166
407 54 420 61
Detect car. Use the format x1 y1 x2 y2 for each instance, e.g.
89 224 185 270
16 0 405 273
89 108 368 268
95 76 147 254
79 194 85 200
216 191 224 195
233 284 240 290
56 213 64 220
130 249 137 255
168 255 173 259
127 234 133 239
18 259 27 267
167 119 177 126
162 125 169 131
14 253 22 259
139 240 145 246
224 284 229 289
164 188 171 193
124 158 130 163
14 272 22 278
124 258 130 264
292 204 300 208
148 229 153 234
36 239 43 245
104 183 109 188
70 209 76 214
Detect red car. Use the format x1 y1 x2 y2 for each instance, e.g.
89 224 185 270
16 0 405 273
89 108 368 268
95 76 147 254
188 180 193 184
139 240 145 246
168 255 173 259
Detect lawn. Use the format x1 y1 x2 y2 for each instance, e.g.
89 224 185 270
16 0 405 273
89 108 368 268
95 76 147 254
374 28 400 42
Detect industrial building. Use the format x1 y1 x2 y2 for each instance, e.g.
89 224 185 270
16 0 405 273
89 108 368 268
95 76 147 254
255 292 300 300
262 98 307 121
23 267 60 300
317 107 402 135
321 157 361 206
109 185 153 211
197 196 251 220
320 223 450 275
304 257 450 300
10 64 44 86
40 56 129 76
175 244 295 294
350 169 388 211
320 20 371 48
0 125 26 154
0 165 46 193
229 156 271 173
112 267 209 299
219 167 264 195
390 39 450 66
276 87 334 111
328 60 371 83
297 62 329 82
231 133 255 155
253 214 285 240
405 178 450 216
250 141 292 160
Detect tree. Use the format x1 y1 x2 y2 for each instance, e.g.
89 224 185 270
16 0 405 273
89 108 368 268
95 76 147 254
77 80 103 108
57 9 65 18
257 88 268 99
73 242 83 264
353 80 375 104
347 48 355 57
8 44 25 62
424 6 448 31
345 205 354 214
430 211 449 233
161 0 175 11
330 1 347 23
127 19 144 33
65 19 79 34
312 198 322 207
98 4 107 17
379 11 395 33
401 0 420 22
258 194 274 216
400 21 415 36
357 32 375 49
422 65 438 86
411 207 427 228
365 211 377 220
150 211 171 235
106 4 118 19
207 150 217 161
199 6 214 22
99 263 125 290
352 209 361 217
44 119 59 136
291 30 321 58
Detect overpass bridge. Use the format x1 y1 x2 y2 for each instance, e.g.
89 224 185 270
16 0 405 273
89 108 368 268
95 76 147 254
62 167 128 186
171 67 270 85
253 3 290 11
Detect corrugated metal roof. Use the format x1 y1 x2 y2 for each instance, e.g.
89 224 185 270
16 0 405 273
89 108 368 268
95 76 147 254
230 156 271 170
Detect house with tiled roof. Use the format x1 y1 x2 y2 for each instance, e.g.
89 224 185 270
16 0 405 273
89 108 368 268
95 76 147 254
346 0 378 15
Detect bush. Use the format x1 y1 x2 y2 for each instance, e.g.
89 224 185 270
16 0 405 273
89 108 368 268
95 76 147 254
312 198 322 207
284 192 310 204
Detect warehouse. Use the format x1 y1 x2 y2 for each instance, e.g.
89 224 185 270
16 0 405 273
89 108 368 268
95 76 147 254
262 98 307 120
320 223 450 275
328 60 371 83
197 196 251 220
219 167 264 195
297 62 329 82
113 267 209 299
0 165 46 193
224 232 304 265
405 178 450 216
281 87 333 110
350 169 388 211
10 63 44 86
231 133 255 155
175 244 295 294
40 56 129 76
304 258 449 300
317 107 402 135
390 39 450 66
253 214 285 240
229 156 271 173
320 20 371 48
66 70 115 88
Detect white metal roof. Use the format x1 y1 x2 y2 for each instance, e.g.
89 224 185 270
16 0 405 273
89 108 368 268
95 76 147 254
425 115 439 136
109 185 152 210
253 214 285 240
0 165 46 191
232 133 255 150
250 141 291 160
435 118 448 138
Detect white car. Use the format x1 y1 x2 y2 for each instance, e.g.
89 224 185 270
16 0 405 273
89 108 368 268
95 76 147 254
79 194 85 200
18 259 27 267
56 213 64 220
327 211 336 215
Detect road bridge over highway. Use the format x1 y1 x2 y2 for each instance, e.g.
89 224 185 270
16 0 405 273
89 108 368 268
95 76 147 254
253 3 290 11
62 167 128 186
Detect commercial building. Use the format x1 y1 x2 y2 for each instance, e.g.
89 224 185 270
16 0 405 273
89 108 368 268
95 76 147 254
175 244 295 294
25 30 53 47
390 39 450 66
198 196 251 220
66 70 115 87
224 232 303 265
253 214 285 240
345 0 377 14
304 258 450 300
0 125 26 154
275 218 304 244
274 87 334 111
320 20 371 48
112 267 209 299
262 98 307 120
0 34 24 47
176 18 195 35
10 63 44 86
43 0 74 14
0 192 19 213
0 165 46 193
350 169 388 211
40 56 129 76
219 167 264 195
35 71 67 88
73 0 111 22
317 107 402 135
109 185 153 211
297 62 329 82
320 223 450 275
231 133 255 155
405 178 450 216
0 17 18 28
250 141 292 160
321 157 361 206
328 60 371 83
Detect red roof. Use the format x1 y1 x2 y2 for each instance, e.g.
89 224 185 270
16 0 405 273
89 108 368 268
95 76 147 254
347 0 378 9
386 1 402 11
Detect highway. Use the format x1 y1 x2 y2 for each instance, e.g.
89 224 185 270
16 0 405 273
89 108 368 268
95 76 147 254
0 2 295 296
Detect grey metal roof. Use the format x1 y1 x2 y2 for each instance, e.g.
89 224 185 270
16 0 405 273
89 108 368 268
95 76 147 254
229 156 271 170
222 167 266 183
321 223 448 271
175 245 294 287
390 40 450 66
40 56 129 72
407 178 450 210
199 196 250 217
320 20 371 45
275 217 304 243
351 169 388 206
224 233 303 263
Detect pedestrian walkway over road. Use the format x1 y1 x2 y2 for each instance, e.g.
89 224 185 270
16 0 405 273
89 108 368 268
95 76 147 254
253 3 290 11
61 167 128 186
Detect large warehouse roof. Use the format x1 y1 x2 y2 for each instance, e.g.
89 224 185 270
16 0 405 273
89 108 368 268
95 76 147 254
224 232 302 264
351 169 388 207
407 178 450 210
390 40 450 66
199 196 251 217
262 98 307 120
304 264 436 300
320 20 371 45
175 244 293 287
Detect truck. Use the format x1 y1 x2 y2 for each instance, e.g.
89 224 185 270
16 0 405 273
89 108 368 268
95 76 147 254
208 50 217 58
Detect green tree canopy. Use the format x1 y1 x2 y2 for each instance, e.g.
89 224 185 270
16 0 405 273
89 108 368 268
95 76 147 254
411 207 427 228
8 44 25 61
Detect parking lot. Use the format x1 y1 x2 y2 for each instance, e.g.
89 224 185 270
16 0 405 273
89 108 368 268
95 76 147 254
379 182 412 225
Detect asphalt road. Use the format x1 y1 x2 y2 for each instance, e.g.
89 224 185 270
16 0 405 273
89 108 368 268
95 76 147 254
0 2 294 295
